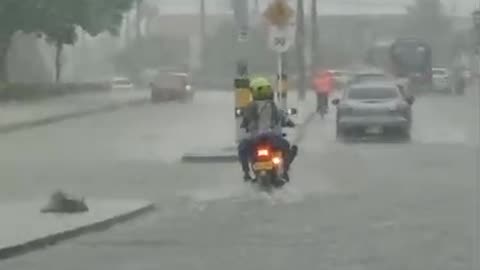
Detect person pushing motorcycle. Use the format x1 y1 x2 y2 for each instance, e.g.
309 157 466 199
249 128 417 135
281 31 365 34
237 76 297 182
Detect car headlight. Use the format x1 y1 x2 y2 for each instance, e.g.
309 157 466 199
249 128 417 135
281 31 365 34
185 85 192 91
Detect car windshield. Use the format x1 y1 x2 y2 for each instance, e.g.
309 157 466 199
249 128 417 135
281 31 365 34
348 87 398 100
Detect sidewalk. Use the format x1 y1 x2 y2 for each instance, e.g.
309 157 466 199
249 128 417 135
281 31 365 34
0 199 154 260
0 89 150 133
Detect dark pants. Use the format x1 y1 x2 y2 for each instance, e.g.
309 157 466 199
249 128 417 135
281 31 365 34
316 92 328 112
238 133 294 174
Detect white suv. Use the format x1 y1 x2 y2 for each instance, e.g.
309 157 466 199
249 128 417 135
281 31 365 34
111 77 133 90
432 68 451 93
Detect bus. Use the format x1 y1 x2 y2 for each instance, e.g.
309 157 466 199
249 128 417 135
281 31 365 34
366 38 432 93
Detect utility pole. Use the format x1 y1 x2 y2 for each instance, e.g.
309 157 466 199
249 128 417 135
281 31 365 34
472 10 480 270
310 0 319 71
295 0 306 101
473 10 480 87
135 0 142 42
264 0 295 112
233 0 250 144
200 0 206 52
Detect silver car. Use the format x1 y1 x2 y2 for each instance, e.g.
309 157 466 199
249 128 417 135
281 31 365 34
332 82 414 139
432 68 452 93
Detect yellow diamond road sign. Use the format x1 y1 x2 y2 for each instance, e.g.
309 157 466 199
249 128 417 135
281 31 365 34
263 0 294 27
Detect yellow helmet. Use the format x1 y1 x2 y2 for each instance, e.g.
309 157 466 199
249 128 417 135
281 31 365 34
249 76 273 100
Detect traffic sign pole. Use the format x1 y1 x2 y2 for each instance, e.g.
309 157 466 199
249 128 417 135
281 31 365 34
277 53 287 111
234 0 250 145
264 0 294 115
277 53 282 103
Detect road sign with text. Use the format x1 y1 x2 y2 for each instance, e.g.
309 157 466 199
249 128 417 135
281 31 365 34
268 26 294 53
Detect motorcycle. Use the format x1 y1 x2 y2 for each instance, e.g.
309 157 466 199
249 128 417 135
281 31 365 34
250 137 288 192
249 108 297 192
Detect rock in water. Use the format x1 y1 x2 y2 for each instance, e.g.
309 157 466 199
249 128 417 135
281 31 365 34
41 190 88 213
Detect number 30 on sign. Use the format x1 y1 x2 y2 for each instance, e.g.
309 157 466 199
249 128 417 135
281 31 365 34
268 26 293 53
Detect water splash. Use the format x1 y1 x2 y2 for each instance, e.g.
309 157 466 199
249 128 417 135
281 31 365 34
178 177 336 209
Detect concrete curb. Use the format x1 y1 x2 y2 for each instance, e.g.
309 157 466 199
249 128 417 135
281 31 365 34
0 203 155 260
0 98 150 134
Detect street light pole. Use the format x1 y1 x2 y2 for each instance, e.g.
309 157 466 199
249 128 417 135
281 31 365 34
233 0 250 144
135 0 142 42
310 0 318 70
295 0 306 101
200 0 206 52
232 0 249 78
472 9 480 270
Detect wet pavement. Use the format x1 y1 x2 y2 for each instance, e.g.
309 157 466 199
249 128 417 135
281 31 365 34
0 90 478 269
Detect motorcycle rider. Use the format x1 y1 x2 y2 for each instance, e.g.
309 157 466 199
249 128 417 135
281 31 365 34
238 76 297 182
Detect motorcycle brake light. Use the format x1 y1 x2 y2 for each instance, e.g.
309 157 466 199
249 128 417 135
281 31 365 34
257 148 270 157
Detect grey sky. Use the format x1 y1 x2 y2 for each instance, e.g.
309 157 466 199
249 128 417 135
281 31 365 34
150 0 479 16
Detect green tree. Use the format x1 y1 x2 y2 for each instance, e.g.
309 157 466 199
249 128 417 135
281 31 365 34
0 1 46 82
35 0 79 82
0 0 135 82
37 0 135 82
77 0 135 36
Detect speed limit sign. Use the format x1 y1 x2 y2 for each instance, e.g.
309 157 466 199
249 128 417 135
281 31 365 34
268 26 293 53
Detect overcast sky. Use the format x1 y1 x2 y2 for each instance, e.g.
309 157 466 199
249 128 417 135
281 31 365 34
151 0 480 16
366 0 479 15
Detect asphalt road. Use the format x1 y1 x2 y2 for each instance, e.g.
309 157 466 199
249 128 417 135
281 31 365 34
0 90 478 270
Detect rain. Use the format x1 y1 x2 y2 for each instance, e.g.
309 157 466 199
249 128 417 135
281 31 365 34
0 0 479 269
